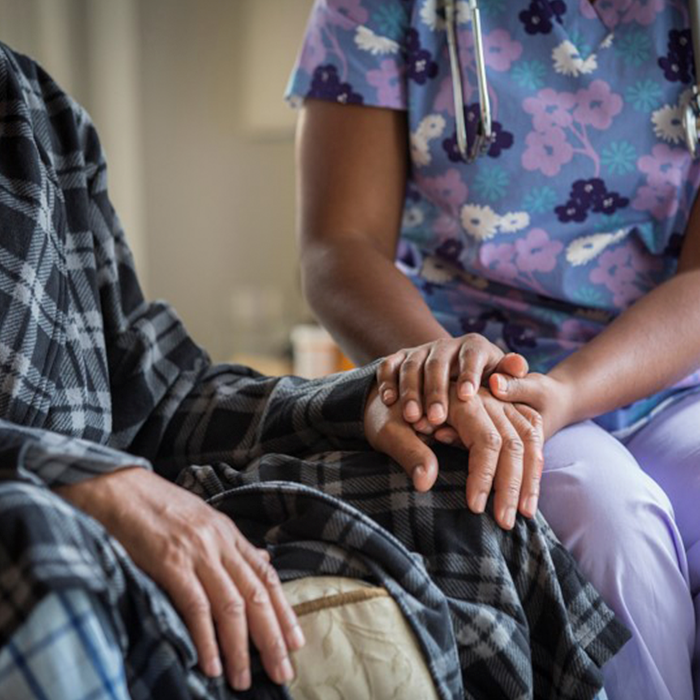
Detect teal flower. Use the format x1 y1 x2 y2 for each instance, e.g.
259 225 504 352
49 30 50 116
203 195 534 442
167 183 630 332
473 166 510 202
615 30 651 67
479 0 506 17
372 2 408 41
601 141 638 175
593 211 626 233
571 287 607 308
568 29 593 60
625 79 663 111
511 60 547 91
522 186 557 213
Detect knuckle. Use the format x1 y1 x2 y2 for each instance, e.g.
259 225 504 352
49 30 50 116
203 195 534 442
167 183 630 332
220 595 246 619
182 593 211 618
502 482 523 499
401 357 422 374
481 431 502 451
503 436 524 456
257 561 281 589
265 636 288 662
247 584 271 608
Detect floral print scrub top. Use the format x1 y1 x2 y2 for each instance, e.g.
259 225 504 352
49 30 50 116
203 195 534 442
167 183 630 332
287 0 700 433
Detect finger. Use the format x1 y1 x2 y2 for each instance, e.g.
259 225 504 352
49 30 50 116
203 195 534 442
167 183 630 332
494 353 529 379
220 547 294 687
167 572 223 679
434 425 462 447
456 335 504 400
240 541 305 653
489 373 542 404
376 352 406 406
423 341 457 425
399 348 429 423
377 421 439 492
451 398 501 513
506 404 544 518
413 417 435 435
484 402 524 531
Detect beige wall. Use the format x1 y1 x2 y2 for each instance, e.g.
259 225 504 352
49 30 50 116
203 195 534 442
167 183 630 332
0 0 315 362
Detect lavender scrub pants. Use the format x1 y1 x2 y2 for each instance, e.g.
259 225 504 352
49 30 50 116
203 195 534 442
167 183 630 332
539 391 700 700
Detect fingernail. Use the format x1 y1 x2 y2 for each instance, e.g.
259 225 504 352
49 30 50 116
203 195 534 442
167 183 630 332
412 465 426 482
460 381 475 398
473 492 488 513
207 656 223 678
437 433 455 445
233 669 251 691
503 506 516 529
524 496 538 516
275 658 295 684
494 375 506 392
406 400 420 420
428 403 445 423
289 624 306 650
382 389 395 403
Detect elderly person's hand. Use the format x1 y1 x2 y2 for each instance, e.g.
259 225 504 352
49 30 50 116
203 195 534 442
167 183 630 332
56 468 305 692
364 380 544 530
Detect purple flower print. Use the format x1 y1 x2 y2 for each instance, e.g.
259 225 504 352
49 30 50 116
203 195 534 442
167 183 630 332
436 238 465 265
443 104 513 162
417 168 469 212
519 1 566 35
637 144 685 188
488 122 514 158
633 182 679 220
522 128 574 177
515 228 564 274
367 59 405 105
573 80 623 130
555 178 628 223
624 0 666 26
659 29 694 84
404 30 439 85
483 29 523 72
504 323 538 350
524 89 576 132
590 247 639 307
308 65 364 104
326 0 369 25
481 242 518 280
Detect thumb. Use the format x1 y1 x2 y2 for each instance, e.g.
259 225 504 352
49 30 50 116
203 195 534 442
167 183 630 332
494 353 528 378
378 424 439 492
489 372 535 402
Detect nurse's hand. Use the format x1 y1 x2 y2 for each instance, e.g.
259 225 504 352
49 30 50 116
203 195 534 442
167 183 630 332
56 468 304 692
365 382 544 529
376 334 529 429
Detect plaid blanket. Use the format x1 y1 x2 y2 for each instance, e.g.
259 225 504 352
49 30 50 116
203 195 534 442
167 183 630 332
0 42 628 699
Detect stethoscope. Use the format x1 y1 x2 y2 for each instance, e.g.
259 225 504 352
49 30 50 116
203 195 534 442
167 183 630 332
448 0 700 161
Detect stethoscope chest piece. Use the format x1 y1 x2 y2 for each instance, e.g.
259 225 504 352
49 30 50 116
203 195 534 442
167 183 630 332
684 87 700 159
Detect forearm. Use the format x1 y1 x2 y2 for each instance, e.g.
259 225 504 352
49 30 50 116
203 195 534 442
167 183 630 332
302 238 450 364
549 268 700 429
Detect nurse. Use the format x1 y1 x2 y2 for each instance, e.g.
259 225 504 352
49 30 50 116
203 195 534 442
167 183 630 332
288 1 700 698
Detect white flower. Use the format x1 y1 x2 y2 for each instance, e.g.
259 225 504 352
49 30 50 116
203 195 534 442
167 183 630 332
420 0 470 31
460 204 501 240
652 104 684 144
600 32 614 50
354 26 400 55
497 211 530 233
410 114 445 167
552 40 598 77
421 257 456 284
403 206 425 229
566 229 627 267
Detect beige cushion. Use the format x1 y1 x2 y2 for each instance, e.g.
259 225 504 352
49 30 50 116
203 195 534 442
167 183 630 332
282 576 439 700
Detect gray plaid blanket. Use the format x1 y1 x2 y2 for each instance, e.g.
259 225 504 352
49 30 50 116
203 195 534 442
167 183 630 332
0 43 628 699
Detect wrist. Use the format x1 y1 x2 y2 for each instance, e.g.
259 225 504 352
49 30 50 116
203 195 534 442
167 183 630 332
543 368 580 437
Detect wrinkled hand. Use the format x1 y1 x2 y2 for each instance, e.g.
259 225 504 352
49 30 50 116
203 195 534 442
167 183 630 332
56 468 304 691
364 383 544 530
376 334 529 429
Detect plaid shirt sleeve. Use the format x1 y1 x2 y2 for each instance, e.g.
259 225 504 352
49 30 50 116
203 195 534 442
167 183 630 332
0 44 377 489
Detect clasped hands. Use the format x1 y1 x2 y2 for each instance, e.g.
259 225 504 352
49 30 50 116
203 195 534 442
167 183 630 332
364 333 572 531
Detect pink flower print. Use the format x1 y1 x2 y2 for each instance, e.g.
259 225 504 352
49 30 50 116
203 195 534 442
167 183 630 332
579 0 599 19
632 183 679 220
584 0 627 28
573 80 623 130
637 144 685 189
417 168 469 212
483 29 523 72
299 23 327 73
524 89 576 132
522 128 574 176
515 228 564 274
590 246 642 307
480 242 518 280
367 60 405 105
622 0 665 26
326 0 369 26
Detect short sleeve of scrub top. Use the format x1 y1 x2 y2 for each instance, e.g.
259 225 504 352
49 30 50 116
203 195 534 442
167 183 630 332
287 0 700 435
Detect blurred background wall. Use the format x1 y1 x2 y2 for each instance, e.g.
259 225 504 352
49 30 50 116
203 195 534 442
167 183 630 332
0 0 315 364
